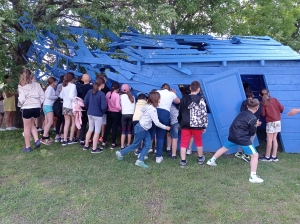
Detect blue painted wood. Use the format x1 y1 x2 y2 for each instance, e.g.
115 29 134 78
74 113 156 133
201 68 248 154
167 65 192 75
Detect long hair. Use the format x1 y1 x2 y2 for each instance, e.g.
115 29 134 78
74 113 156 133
93 77 105 95
121 84 134 103
109 82 120 99
46 77 57 89
62 72 75 87
260 88 270 106
19 68 33 86
147 91 160 107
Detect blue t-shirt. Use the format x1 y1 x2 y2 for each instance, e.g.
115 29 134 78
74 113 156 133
84 89 107 117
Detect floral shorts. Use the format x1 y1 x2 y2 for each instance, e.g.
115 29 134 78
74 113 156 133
266 121 281 133
62 107 73 116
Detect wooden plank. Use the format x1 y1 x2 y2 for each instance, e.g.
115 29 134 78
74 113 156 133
167 65 192 75
281 141 300 153
265 75 300 84
280 133 300 140
268 85 300 91
271 91 300 101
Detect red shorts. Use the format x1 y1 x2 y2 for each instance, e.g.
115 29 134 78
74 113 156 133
180 129 203 148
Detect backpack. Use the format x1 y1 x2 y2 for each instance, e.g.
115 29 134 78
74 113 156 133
188 98 208 128
53 98 63 117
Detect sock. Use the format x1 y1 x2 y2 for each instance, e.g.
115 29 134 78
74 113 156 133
210 156 216 161
181 160 186 163
172 154 176 156
166 147 170 151
251 172 256 177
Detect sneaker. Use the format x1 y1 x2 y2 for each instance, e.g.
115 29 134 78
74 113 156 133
91 148 103 154
110 144 117 150
166 150 171 156
156 156 163 164
6 127 12 130
135 160 149 168
186 149 192 155
242 154 250 163
62 141 68 146
36 127 43 132
54 137 61 143
197 155 206 165
249 175 264 183
171 155 177 159
148 148 153 153
73 138 80 143
67 140 77 145
34 140 41 149
271 156 278 162
116 151 124 160
83 145 89 151
22 147 32 153
207 159 217 166
154 149 157 154
180 161 186 168
40 138 52 146
100 144 106 150
10 126 18 130
235 152 243 159
60 138 64 143
0 128 5 131
80 141 85 146
134 150 141 156
259 155 272 162
144 155 148 160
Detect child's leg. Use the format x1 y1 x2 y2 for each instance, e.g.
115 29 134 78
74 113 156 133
167 132 171 150
250 153 259 172
171 138 178 156
70 116 76 140
266 133 274 158
63 115 70 141
30 118 39 142
85 115 94 147
0 113 3 127
271 132 278 157
138 131 151 162
23 118 32 148
92 116 102 150
193 130 204 158
180 129 192 161
212 146 228 159
120 124 145 156
43 112 54 137
121 134 126 148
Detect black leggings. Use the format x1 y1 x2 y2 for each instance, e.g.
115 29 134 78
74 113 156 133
103 111 121 145
79 110 88 141
55 115 65 135
121 114 133 134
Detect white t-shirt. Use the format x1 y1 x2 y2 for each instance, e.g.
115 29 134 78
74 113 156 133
120 94 135 114
44 86 58 106
157 89 177 112
59 83 77 109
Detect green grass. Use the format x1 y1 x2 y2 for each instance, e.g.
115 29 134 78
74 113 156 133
1 130 300 224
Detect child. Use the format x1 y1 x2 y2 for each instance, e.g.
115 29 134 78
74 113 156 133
167 103 180 159
132 93 147 155
288 108 300 116
120 84 135 149
178 81 208 167
116 91 170 168
101 82 122 149
40 77 58 145
59 72 78 146
259 89 284 162
235 90 261 162
207 99 264 183
0 91 5 131
83 77 107 153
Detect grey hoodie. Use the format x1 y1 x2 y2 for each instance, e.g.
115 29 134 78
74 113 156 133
139 104 166 131
18 82 45 109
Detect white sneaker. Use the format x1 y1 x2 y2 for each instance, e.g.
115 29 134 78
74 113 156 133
144 156 148 160
186 149 192 155
10 126 18 130
0 128 5 131
6 127 12 130
148 148 153 153
249 175 264 183
207 159 217 166
156 156 163 163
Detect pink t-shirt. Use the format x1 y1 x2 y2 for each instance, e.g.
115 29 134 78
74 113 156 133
106 91 121 112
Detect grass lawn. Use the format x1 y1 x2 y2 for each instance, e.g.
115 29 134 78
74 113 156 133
1 130 300 224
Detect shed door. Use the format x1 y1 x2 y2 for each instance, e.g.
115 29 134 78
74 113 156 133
201 69 247 153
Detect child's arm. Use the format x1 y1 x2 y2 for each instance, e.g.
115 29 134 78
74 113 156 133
83 91 90 109
38 84 45 103
115 94 122 111
149 109 169 130
277 99 284 113
288 108 300 116
248 118 257 136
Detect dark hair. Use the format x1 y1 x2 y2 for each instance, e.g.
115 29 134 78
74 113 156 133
46 77 57 88
93 77 105 95
246 90 254 99
77 76 84 84
4 75 9 80
190 80 200 92
97 74 107 82
100 68 106 73
180 85 191 95
109 82 120 99
247 98 260 109
62 72 75 87
147 91 160 107
161 83 170 91
260 88 270 106
59 75 65 83
137 93 147 100
150 89 157 92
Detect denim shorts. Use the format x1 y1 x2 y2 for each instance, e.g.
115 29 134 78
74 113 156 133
43 105 53 115
170 122 180 139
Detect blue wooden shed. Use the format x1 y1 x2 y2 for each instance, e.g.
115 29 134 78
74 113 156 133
19 16 300 153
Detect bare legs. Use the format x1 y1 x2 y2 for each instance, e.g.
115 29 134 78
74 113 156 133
266 132 278 157
63 115 75 141
23 118 39 148
43 112 54 137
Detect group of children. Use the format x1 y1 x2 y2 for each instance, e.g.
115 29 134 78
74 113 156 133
11 68 287 183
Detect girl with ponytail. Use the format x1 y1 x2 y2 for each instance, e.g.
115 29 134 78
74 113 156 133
101 81 122 150
120 84 135 149
59 72 77 146
83 77 107 153
40 77 58 145
259 89 284 162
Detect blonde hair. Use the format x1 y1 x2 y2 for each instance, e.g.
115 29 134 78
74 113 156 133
19 68 33 86
260 88 270 106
